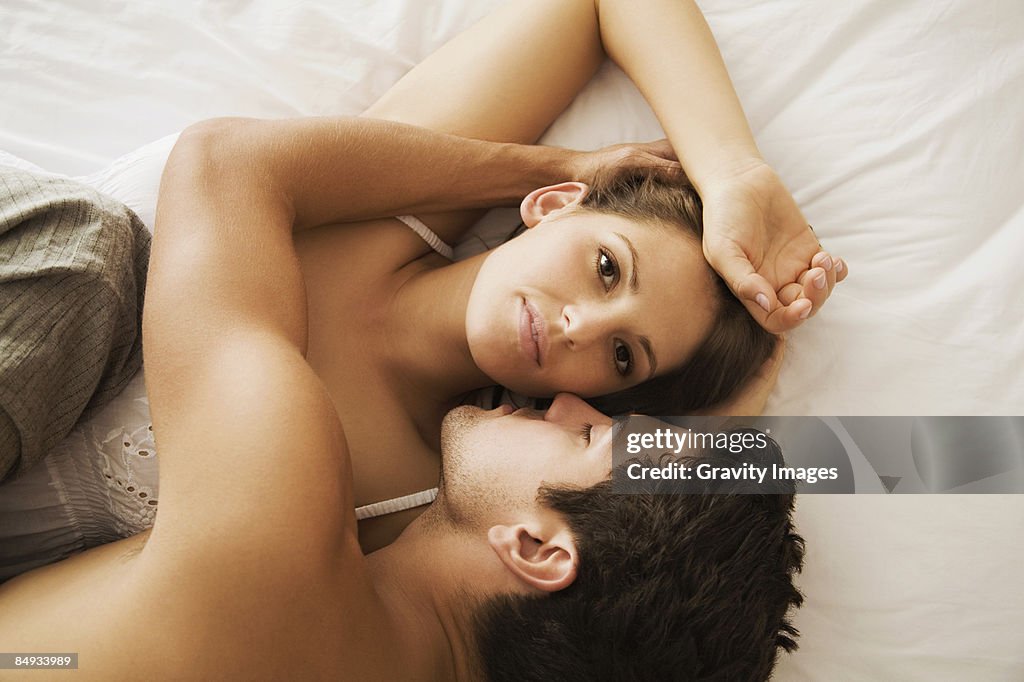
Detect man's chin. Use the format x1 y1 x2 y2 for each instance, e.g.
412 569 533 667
440 404 488 446
438 404 482 490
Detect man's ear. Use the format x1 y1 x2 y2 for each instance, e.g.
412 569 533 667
519 182 589 228
487 522 578 593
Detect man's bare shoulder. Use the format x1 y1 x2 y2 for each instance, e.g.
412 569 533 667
0 524 395 679
148 337 359 557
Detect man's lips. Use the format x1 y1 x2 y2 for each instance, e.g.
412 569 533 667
518 297 547 367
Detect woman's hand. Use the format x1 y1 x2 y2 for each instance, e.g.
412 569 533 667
702 336 786 417
699 159 848 333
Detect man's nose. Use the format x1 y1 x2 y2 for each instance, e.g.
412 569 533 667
544 393 612 427
562 304 613 350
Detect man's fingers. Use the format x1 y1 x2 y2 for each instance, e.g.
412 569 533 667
652 158 686 180
623 149 683 180
644 138 679 162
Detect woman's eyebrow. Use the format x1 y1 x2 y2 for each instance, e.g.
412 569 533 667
614 231 658 378
640 336 658 379
614 231 641 293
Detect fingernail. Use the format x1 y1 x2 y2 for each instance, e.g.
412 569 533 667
814 273 827 289
797 301 812 319
819 255 833 271
835 259 844 273
755 293 770 312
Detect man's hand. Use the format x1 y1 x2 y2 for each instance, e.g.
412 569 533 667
699 159 848 333
571 139 685 186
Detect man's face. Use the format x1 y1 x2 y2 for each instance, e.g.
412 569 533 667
437 393 613 527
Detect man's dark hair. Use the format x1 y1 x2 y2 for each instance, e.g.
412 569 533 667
576 168 777 415
473 432 805 681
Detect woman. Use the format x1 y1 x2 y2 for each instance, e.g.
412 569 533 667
0 0 843 571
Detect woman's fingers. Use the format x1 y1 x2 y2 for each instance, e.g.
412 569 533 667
797 267 829 314
741 249 846 330
769 267 824 324
812 250 839 295
772 297 813 328
834 257 849 283
775 250 846 321
777 282 803 307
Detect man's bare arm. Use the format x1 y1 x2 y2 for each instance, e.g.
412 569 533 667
187 116 582 232
185 116 681 243
143 124 355 563
145 115 601 558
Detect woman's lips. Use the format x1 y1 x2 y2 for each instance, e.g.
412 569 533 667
518 297 546 367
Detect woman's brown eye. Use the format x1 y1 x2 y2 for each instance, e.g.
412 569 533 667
614 340 633 376
595 249 618 290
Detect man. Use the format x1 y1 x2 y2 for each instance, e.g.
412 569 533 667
0 118 803 679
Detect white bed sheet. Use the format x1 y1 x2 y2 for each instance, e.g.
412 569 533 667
2 0 1022 678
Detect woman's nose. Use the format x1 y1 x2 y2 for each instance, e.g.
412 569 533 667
562 304 613 350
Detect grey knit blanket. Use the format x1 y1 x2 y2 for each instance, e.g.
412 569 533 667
0 167 150 482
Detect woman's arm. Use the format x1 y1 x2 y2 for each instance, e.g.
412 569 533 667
364 0 843 330
596 0 758 194
596 0 844 330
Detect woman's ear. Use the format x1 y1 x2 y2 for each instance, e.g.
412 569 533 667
519 182 589 228
487 523 578 593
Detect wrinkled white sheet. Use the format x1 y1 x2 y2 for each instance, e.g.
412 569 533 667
1 0 1022 678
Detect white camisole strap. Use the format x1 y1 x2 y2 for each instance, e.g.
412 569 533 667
395 214 454 260
354 487 439 521
350 215 448 521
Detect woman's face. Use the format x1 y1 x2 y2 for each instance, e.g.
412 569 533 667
465 205 718 399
